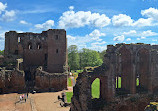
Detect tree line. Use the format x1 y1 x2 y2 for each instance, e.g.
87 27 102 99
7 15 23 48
0 46 106 71
0 50 4 55
68 45 106 70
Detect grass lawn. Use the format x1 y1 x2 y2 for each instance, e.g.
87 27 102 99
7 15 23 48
66 92 73 103
66 77 140 102
68 77 72 87
91 78 100 98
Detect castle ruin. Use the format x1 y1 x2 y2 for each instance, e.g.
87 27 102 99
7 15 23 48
71 43 158 111
0 29 68 93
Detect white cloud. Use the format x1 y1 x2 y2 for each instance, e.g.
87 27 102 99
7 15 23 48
89 29 106 41
112 14 134 26
111 8 158 27
35 20 54 30
152 39 157 41
20 20 28 25
141 7 158 20
0 31 5 40
91 41 106 46
132 18 153 27
89 44 107 51
0 2 7 14
151 43 156 45
141 30 158 36
69 6 74 10
140 36 146 39
67 29 107 51
122 30 158 37
113 35 125 42
126 38 131 41
137 38 140 40
123 30 137 35
67 35 76 40
1 10 16 21
58 8 111 29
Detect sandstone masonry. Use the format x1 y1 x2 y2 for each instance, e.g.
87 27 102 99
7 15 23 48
0 29 68 93
71 43 158 111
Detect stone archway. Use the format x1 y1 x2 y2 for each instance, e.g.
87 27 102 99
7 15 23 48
91 78 100 99
137 48 149 92
117 46 133 93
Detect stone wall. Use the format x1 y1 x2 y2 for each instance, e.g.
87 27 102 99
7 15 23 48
0 55 4 66
35 69 67 92
0 29 68 93
5 29 67 73
71 43 158 111
0 69 25 93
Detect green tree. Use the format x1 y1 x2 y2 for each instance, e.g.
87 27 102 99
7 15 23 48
0 50 4 55
79 48 103 68
99 50 106 61
68 45 80 70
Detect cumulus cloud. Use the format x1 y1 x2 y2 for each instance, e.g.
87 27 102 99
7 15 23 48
140 36 146 39
122 30 158 37
91 41 106 46
123 30 137 35
20 20 28 25
126 38 131 41
112 14 134 26
111 8 158 27
67 35 76 40
58 6 111 29
89 42 107 51
35 20 54 30
113 35 125 42
89 29 106 41
132 18 153 27
141 7 158 20
69 6 74 10
67 29 107 51
1 10 16 22
0 31 5 40
152 39 157 41
141 30 158 36
0 2 7 14
137 38 140 40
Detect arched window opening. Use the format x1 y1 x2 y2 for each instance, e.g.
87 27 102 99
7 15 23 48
136 75 139 86
91 78 100 99
28 43 32 49
116 76 121 88
137 48 149 93
37 43 42 49
18 37 21 43
56 49 58 53
55 35 59 40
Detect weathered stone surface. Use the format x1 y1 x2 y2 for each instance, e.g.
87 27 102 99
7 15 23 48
71 43 158 111
0 29 68 93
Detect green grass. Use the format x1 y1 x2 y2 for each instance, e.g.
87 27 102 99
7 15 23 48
116 77 121 88
66 77 140 103
137 78 139 86
66 92 73 103
68 78 72 86
91 78 100 98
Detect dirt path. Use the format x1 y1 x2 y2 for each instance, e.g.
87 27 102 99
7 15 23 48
0 91 71 111
31 91 70 111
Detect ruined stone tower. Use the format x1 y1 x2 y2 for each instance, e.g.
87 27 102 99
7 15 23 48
0 29 68 93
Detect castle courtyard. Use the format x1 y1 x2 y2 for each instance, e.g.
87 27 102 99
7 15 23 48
0 91 70 111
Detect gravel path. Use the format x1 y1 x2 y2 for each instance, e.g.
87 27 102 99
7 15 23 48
0 91 71 111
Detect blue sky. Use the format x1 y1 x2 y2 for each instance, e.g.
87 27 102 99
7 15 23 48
0 0 158 51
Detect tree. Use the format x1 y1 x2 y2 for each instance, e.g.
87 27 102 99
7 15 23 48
68 45 80 70
79 48 103 68
99 50 106 61
0 50 4 55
